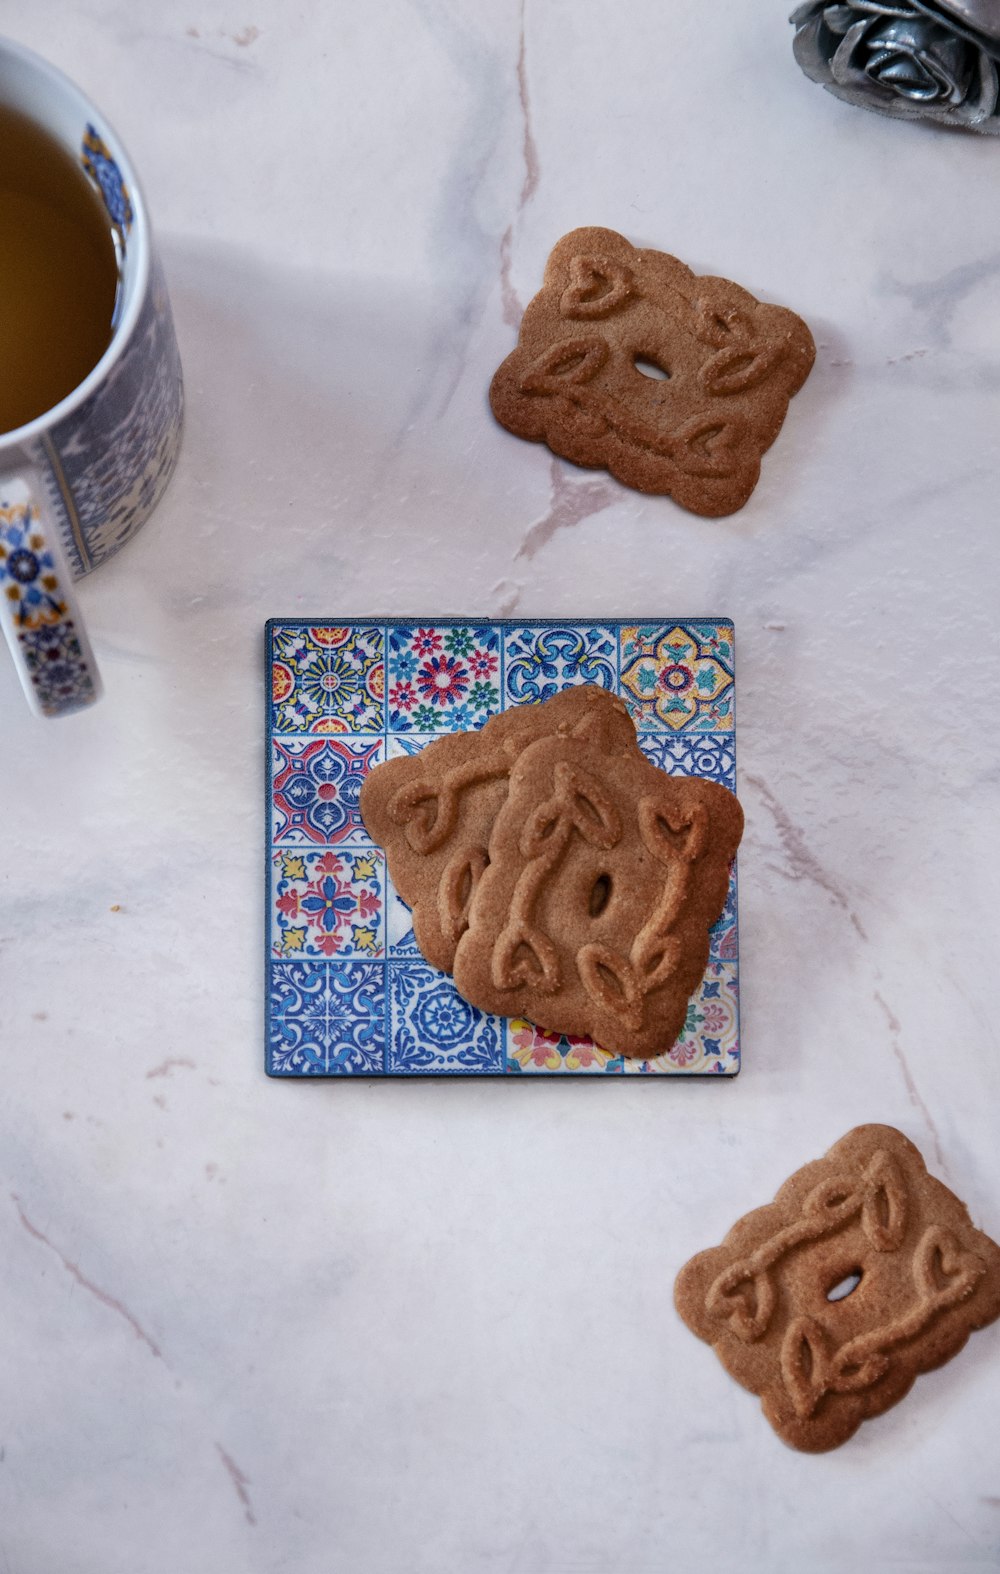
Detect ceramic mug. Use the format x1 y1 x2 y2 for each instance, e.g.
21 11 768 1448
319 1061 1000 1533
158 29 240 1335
0 37 183 718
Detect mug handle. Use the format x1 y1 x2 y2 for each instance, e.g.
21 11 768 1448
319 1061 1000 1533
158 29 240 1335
0 468 102 718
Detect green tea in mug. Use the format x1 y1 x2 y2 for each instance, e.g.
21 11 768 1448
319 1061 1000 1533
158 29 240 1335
0 101 119 433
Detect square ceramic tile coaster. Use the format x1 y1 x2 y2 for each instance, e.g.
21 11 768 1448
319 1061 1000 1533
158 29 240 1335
266 618 739 1077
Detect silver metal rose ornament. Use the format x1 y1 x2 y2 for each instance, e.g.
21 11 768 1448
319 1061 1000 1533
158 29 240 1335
790 0 1000 132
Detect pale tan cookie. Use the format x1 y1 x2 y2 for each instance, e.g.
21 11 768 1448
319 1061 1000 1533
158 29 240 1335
451 726 743 1059
490 227 815 516
674 1125 1000 1452
359 686 634 972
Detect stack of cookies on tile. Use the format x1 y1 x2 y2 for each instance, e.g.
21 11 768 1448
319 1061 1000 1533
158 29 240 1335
360 685 743 1060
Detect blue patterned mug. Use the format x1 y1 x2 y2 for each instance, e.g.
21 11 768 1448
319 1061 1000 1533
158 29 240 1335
0 38 182 718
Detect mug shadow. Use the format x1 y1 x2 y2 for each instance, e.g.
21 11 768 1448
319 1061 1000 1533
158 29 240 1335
84 234 514 724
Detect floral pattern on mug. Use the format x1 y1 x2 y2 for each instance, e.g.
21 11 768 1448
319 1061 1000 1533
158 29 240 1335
0 504 67 628
17 619 96 717
81 123 133 239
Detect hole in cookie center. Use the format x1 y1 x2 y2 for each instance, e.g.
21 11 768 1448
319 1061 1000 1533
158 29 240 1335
634 355 670 381
826 1269 863 1303
589 873 612 918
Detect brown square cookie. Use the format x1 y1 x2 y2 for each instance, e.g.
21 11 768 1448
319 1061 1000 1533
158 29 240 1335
674 1125 1000 1451
451 725 743 1059
490 227 815 516
359 685 634 972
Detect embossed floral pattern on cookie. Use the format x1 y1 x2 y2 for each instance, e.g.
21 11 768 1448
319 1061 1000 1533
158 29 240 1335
675 1126 1000 1450
489 228 814 514
624 962 739 1074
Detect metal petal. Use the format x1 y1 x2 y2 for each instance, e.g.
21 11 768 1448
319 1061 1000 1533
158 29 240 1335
873 51 950 95
789 0 826 24
790 0 1000 128
828 19 881 83
867 13 973 79
792 17 840 80
823 4 867 30
975 47 1000 110
938 46 1000 112
930 0 1000 49
847 0 925 14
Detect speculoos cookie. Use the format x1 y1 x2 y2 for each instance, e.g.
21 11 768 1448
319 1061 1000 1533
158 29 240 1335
674 1125 1000 1451
490 227 815 516
359 686 633 973
451 723 742 1059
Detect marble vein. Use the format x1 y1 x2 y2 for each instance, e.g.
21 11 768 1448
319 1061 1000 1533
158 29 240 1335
409 0 510 418
515 458 617 562
883 251 1000 348
11 1194 164 1362
216 1444 257 1527
146 1057 196 1080
498 0 539 329
872 990 948 1176
169 26 258 72
744 774 868 941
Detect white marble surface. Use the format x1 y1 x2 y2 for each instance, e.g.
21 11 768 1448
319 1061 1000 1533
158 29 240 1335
2 2 1000 1569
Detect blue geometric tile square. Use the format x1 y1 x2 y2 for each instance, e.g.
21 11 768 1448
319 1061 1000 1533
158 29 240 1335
268 960 386 1075
388 961 504 1074
637 732 736 790
272 736 383 843
503 624 616 704
266 617 740 1077
386 624 501 732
